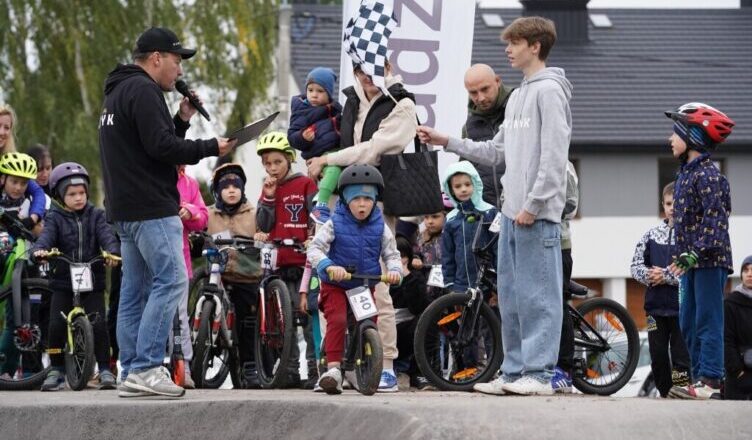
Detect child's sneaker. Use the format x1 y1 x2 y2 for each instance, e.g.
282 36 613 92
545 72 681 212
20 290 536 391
551 367 572 394
98 370 117 390
310 204 330 225
378 370 399 393
473 376 510 395
40 369 65 391
318 368 343 395
669 380 721 400
502 375 554 396
411 375 436 391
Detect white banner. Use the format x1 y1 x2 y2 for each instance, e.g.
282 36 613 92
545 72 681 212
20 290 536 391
340 0 476 171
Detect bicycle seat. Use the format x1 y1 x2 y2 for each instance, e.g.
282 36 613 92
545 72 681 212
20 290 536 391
566 280 588 297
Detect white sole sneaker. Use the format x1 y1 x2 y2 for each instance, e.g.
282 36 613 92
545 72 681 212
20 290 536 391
502 376 554 396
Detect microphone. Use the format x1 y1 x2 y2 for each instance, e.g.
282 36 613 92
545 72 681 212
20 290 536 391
175 79 211 121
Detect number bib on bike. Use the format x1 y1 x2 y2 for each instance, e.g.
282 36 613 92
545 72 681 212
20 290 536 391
346 286 378 321
427 265 444 288
260 246 278 271
69 263 93 293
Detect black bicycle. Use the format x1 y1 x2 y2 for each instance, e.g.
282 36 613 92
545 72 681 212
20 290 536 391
414 222 640 395
319 270 391 396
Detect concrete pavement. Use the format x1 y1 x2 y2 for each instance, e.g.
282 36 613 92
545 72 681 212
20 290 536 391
1 389 750 440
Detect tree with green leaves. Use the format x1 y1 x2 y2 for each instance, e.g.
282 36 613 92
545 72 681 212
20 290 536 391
0 0 278 200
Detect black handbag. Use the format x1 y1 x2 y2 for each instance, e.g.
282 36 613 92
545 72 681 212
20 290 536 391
380 134 444 217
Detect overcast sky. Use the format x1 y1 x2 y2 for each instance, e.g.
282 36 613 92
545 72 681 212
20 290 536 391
477 0 740 8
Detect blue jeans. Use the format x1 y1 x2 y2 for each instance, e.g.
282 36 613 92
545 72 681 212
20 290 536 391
679 267 726 381
498 216 562 382
116 217 187 377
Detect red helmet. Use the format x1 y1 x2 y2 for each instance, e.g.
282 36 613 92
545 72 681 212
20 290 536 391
665 102 735 144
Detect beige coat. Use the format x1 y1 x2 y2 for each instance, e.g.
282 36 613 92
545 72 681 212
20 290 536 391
207 202 261 283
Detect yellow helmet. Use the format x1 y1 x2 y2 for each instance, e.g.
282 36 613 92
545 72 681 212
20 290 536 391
256 131 296 162
0 152 37 179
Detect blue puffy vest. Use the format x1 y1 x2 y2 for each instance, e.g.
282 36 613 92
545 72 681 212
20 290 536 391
328 200 384 289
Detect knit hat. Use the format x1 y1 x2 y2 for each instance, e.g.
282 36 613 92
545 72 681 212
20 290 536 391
306 67 337 100
673 120 710 149
342 184 377 204
742 255 752 272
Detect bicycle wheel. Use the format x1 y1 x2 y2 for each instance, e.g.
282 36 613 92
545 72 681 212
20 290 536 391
64 314 95 391
354 327 383 396
254 279 293 389
414 292 503 392
187 268 209 320
0 278 52 391
572 297 640 395
191 300 230 388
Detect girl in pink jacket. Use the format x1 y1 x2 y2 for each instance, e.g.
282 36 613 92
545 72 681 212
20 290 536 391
176 165 208 388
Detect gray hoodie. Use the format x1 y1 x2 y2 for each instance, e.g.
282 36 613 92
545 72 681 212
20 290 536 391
446 67 573 223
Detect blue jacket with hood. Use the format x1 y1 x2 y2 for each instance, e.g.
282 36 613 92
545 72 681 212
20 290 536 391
441 161 498 292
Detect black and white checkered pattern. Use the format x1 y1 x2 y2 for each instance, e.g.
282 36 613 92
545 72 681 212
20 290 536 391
343 0 398 91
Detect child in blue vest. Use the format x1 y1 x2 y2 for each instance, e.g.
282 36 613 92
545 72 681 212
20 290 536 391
307 164 401 394
631 181 690 397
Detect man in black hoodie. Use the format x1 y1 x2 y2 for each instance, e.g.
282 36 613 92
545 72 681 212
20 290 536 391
98 27 234 398
724 255 752 400
460 64 511 207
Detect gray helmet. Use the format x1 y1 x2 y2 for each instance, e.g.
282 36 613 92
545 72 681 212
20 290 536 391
49 162 89 200
337 164 384 199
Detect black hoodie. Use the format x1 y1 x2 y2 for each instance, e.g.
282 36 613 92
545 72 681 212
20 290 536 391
724 287 752 376
98 64 218 221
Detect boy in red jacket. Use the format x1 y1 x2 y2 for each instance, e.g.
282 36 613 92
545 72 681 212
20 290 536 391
255 131 318 388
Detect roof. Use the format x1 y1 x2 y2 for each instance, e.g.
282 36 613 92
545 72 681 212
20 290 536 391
290 4 752 148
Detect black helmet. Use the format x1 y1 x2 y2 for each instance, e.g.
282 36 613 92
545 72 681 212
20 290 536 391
337 164 384 199
210 163 246 193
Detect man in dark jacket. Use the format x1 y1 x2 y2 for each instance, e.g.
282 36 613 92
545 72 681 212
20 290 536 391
724 255 752 400
98 27 234 398
460 64 511 207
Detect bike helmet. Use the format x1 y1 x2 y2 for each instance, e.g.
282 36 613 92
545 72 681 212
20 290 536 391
665 102 735 146
337 164 384 199
49 162 89 200
0 152 37 180
256 131 297 162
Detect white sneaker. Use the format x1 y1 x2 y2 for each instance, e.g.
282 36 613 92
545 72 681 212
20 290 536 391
473 376 510 395
317 368 343 395
124 366 185 398
502 375 554 396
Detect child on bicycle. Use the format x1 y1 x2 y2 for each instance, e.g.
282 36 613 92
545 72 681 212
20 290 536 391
665 103 734 400
254 131 318 388
630 181 691 398
176 164 208 390
441 161 498 294
32 162 120 391
206 163 262 388
412 193 453 301
307 164 402 394
287 67 342 224
0 153 46 380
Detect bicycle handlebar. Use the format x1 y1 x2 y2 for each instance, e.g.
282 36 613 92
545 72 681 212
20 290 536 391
38 248 122 265
0 207 35 241
326 269 395 284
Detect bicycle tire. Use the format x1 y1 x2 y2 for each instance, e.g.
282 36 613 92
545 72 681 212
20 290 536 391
414 292 503 392
187 268 209 320
0 278 52 391
254 278 293 389
572 297 640 396
65 314 95 391
355 327 383 396
191 300 216 388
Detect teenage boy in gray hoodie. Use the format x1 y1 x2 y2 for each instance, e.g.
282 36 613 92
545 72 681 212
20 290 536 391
417 16 572 396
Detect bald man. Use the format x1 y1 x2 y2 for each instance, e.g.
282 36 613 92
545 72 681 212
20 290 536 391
460 64 512 207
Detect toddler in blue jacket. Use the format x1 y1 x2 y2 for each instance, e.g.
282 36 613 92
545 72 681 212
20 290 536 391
288 67 342 224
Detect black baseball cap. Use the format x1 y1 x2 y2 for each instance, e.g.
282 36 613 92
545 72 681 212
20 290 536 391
136 27 196 59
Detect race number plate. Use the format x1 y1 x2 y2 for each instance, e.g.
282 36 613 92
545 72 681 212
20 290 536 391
489 212 502 233
69 263 93 293
260 246 278 271
346 286 378 321
427 265 444 288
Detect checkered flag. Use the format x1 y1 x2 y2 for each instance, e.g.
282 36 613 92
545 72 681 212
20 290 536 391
343 0 398 92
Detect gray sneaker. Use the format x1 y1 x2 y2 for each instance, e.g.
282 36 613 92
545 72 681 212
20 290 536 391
117 382 151 398
41 369 65 391
124 366 185 397
99 370 117 390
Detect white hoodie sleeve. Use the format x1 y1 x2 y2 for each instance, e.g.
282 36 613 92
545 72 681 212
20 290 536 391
445 126 505 166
